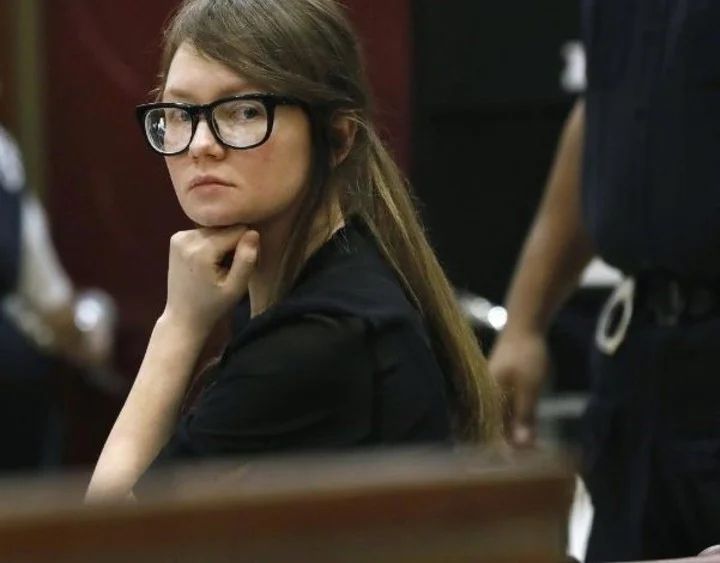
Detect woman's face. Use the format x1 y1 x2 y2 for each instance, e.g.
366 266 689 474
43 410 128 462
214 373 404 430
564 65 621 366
162 43 313 228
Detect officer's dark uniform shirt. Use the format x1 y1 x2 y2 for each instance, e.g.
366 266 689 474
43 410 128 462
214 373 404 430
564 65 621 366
149 220 452 466
581 0 720 280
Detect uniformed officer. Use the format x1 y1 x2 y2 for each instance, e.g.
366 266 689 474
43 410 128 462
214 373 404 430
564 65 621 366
0 121 115 470
490 1 720 560
0 124 59 469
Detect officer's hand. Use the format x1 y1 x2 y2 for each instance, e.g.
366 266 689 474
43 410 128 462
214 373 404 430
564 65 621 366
163 226 259 336
489 330 550 448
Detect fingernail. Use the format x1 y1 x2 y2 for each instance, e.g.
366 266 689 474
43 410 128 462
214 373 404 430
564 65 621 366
246 230 259 247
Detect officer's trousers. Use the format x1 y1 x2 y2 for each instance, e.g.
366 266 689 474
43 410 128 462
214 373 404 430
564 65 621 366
583 311 720 561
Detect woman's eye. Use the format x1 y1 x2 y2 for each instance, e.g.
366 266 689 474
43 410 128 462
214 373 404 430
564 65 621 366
220 102 264 122
233 105 260 120
166 109 190 123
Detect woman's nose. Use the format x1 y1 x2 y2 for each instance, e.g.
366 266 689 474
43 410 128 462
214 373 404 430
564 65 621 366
188 118 223 157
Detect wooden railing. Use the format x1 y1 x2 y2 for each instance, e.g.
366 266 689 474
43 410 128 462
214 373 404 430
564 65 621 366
627 555 720 563
0 447 574 563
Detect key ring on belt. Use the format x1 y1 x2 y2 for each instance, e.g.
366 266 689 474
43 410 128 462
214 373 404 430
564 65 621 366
595 277 635 355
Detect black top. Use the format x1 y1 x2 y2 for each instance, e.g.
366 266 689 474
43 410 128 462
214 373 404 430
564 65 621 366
149 220 452 468
581 0 720 279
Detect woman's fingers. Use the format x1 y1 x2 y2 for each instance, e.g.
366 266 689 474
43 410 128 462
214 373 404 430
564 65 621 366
165 225 258 333
225 230 259 291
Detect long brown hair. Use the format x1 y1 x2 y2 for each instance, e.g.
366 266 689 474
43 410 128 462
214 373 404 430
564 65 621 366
158 0 502 442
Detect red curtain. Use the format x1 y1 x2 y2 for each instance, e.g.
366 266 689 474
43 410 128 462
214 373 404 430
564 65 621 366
347 0 412 172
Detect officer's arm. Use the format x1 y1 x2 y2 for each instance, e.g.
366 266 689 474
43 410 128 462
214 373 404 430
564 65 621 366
502 99 593 337
489 100 594 446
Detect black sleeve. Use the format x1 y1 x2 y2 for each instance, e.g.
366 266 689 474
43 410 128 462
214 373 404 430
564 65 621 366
154 314 375 463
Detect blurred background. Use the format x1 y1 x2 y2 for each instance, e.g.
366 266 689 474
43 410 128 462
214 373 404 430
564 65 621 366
0 0 598 471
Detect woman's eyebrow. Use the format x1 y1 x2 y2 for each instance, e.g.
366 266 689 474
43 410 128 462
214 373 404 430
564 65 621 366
162 87 197 101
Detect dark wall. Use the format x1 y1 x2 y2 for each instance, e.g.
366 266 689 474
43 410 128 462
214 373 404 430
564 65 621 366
412 1 580 303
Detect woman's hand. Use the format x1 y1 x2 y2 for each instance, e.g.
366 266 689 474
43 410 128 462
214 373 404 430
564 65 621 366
162 225 259 335
85 228 257 504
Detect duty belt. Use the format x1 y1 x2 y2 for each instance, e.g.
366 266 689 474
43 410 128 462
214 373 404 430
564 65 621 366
595 274 720 355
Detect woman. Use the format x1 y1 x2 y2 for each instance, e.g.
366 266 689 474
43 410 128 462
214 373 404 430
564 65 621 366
87 0 501 500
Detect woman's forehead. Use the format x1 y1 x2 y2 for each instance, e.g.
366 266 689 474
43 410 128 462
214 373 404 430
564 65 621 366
164 43 257 102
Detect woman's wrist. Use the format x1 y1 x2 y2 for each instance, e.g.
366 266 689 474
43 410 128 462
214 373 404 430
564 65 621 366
146 312 209 374
156 309 210 345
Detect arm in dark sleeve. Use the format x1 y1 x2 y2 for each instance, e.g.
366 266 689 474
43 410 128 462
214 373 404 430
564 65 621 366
156 314 375 461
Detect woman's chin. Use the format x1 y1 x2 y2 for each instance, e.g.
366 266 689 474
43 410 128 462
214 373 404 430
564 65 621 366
187 212 249 228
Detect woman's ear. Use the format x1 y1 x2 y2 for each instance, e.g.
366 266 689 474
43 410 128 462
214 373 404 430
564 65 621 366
329 112 358 167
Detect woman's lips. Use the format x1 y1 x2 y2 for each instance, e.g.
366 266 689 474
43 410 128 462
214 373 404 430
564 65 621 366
189 175 234 191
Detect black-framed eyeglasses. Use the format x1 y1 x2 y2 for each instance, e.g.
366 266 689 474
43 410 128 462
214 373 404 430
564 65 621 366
135 93 304 156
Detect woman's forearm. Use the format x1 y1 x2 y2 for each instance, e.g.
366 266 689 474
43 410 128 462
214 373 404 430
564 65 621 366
86 314 205 500
87 225 257 501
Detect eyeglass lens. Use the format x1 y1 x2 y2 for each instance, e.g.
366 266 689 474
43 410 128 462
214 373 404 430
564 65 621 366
144 98 270 154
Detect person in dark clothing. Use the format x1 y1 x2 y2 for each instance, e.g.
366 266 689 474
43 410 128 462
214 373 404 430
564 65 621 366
0 122 106 471
0 125 55 471
87 0 502 501
490 1 720 560
149 221 454 466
